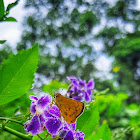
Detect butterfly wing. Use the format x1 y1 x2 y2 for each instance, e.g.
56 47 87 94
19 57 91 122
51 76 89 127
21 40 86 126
74 99 85 118
59 101 77 124
55 93 84 124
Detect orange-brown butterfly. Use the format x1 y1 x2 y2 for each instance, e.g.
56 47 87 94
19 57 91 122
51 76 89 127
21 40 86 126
54 93 84 124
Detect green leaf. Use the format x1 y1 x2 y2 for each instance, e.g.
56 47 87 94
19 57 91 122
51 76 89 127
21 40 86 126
0 43 39 105
95 95 107 113
3 17 17 22
0 40 6 44
106 94 122 116
77 103 99 139
42 80 68 94
107 99 122 116
91 124 111 140
117 92 128 101
33 131 50 140
0 0 5 19
6 0 19 15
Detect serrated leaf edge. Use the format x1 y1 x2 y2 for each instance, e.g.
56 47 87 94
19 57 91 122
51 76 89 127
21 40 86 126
0 43 39 99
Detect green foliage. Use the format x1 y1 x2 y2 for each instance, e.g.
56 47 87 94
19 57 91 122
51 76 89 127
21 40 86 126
94 0 140 103
94 91 140 140
32 131 50 140
0 48 13 63
42 80 68 94
0 40 6 44
17 0 104 81
0 43 39 105
107 0 127 19
95 92 128 116
95 27 121 41
117 92 129 101
3 17 17 22
113 36 140 57
6 0 19 13
91 124 111 140
0 0 19 22
0 93 32 117
110 32 140 102
0 0 19 44
16 0 139 105
0 0 5 19
0 0 140 139
77 103 99 139
80 11 99 31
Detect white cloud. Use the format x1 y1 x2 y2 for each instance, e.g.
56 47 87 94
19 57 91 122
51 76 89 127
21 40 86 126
0 0 26 49
95 54 114 79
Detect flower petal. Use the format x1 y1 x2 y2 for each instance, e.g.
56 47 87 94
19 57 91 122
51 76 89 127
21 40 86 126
30 102 36 114
44 110 55 118
64 130 74 140
85 92 91 102
72 96 83 101
37 95 51 108
45 118 61 135
50 106 61 118
39 114 45 123
29 95 38 101
86 79 94 89
79 79 86 88
87 89 92 96
24 115 41 136
59 129 68 139
67 76 77 81
74 130 85 140
36 95 51 113
71 123 76 131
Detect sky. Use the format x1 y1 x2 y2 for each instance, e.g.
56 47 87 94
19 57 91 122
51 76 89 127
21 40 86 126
1 0 139 80
0 0 26 49
0 0 116 80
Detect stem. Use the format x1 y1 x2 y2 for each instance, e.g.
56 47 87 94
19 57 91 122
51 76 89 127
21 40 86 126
0 124 32 140
37 134 44 140
0 117 23 125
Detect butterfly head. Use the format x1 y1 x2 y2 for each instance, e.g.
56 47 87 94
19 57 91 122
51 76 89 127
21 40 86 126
54 93 61 99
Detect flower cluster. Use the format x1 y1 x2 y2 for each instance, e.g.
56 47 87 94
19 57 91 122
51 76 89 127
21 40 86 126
24 94 85 140
67 77 95 102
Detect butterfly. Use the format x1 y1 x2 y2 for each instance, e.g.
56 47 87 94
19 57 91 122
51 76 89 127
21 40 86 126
54 93 84 124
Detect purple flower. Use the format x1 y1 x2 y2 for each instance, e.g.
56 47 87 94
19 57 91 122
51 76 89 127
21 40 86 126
30 101 36 114
58 123 84 140
67 77 95 102
87 79 95 89
45 118 61 135
37 95 51 109
43 105 60 119
25 92 85 140
74 130 85 140
29 95 52 114
59 129 68 139
64 130 74 140
24 115 42 136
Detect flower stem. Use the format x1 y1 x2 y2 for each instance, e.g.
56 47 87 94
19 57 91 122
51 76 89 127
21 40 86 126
37 134 43 140
0 124 32 140
0 117 23 125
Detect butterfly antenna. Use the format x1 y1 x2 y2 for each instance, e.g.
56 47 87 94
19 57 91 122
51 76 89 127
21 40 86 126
67 84 73 93
50 89 56 105
51 89 56 96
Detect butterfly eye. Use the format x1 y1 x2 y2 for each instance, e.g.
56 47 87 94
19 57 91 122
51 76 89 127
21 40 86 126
54 93 59 98
54 94 57 98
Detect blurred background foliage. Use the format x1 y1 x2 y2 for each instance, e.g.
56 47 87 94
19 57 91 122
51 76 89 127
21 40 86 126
1 0 139 101
0 0 140 139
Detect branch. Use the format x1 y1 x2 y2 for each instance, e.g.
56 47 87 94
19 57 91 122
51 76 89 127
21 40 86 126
0 117 23 125
0 124 32 140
